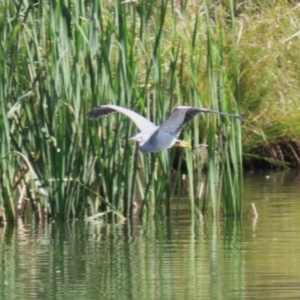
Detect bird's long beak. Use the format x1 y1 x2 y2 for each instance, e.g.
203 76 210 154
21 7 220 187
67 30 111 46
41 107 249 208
175 140 192 149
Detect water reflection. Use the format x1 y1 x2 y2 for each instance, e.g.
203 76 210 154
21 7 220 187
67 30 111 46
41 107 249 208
243 170 300 300
0 170 299 300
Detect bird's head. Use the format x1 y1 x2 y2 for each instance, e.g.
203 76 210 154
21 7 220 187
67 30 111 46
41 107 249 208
128 132 149 146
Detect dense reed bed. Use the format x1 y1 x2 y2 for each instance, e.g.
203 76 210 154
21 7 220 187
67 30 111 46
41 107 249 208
1 0 299 222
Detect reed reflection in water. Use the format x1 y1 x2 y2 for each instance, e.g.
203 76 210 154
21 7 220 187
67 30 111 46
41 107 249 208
0 170 300 300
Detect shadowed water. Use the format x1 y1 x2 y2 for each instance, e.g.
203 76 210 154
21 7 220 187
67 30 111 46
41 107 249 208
0 171 300 300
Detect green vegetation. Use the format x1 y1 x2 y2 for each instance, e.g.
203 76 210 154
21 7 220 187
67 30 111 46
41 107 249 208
1 0 299 222
235 1 300 168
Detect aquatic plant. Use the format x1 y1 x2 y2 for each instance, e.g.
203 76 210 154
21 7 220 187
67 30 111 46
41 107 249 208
9 0 300 221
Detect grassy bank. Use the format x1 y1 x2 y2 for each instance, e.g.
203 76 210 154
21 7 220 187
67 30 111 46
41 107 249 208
0 0 299 222
234 1 300 168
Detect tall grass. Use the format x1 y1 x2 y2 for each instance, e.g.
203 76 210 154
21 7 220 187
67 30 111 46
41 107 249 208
0 0 246 222
180 0 244 217
236 1 300 168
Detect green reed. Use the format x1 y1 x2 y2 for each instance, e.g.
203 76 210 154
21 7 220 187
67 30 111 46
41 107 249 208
201 0 243 217
0 0 244 222
178 0 244 217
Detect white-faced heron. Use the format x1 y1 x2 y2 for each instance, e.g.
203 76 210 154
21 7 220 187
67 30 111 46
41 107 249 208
88 104 244 153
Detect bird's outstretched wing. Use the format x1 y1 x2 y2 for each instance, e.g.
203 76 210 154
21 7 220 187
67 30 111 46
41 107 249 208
87 104 157 132
158 106 244 137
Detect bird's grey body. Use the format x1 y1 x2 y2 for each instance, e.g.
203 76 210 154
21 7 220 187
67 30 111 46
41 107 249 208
87 104 244 153
139 129 177 153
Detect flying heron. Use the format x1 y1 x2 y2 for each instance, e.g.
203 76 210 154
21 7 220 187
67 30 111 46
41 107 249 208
87 104 244 153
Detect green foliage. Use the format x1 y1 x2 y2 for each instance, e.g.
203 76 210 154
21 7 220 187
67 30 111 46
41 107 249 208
1 0 247 222
235 1 300 167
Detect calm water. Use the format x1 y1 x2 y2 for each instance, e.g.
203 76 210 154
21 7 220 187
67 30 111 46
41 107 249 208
1 171 300 300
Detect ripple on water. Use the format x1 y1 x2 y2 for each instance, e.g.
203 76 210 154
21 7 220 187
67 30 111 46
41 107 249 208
0 171 300 299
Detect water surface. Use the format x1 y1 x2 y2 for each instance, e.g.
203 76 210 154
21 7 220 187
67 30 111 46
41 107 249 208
0 171 300 300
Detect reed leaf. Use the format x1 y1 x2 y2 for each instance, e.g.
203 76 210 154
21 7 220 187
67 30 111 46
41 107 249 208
1 0 245 222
